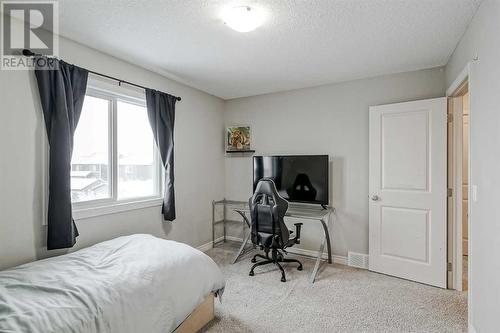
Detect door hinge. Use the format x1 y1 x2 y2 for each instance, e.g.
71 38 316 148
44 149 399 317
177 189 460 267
447 188 453 197
447 262 453 272
447 113 453 123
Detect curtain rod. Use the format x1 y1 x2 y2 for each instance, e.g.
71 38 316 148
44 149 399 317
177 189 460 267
22 49 182 101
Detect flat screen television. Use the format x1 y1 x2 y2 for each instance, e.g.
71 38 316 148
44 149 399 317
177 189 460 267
253 155 329 205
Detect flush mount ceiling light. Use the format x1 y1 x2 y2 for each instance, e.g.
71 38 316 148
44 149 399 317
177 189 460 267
222 6 265 32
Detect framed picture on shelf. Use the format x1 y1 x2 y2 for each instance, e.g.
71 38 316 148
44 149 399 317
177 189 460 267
226 126 251 152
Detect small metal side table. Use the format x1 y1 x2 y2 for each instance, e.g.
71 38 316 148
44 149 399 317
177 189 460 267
212 199 335 283
212 199 248 247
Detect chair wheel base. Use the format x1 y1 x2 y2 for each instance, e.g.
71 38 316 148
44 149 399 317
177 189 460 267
251 258 256 263
281 276 286 282
249 271 254 276
297 266 303 271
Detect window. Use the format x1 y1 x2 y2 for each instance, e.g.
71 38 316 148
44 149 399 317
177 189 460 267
72 96 111 203
117 101 159 200
70 86 162 215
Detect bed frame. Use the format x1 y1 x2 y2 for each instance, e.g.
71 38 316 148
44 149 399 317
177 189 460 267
174 293 214 333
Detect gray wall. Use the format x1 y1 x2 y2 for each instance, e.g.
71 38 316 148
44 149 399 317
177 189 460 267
0 27 225 270
445 1 500 331
224 68 445 257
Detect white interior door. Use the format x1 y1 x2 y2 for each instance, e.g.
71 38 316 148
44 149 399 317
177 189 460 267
369 97 447 288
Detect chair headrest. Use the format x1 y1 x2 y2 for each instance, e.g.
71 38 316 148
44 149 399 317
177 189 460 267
252 178 288 212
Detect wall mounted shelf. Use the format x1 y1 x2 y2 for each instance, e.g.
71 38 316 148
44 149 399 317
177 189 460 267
225 150 255 154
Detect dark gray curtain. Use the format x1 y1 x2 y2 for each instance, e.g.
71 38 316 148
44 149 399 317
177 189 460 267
145 89 177 221
35 58 88 250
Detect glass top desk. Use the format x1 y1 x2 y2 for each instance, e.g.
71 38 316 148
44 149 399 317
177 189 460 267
213 200 334 283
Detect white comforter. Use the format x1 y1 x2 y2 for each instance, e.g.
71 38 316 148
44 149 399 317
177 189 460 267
0 234 225 333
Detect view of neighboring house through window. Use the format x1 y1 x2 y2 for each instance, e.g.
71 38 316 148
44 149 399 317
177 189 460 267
71 95 110 203
70 88 161 206
117 100 158 199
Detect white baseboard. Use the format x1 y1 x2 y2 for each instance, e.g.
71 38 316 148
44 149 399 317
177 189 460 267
196 242 213 252
196 236 225 252
198 235 347 266
287 246 347 266
223 235 250 244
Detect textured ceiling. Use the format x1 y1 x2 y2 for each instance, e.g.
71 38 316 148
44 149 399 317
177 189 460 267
56 0 482 99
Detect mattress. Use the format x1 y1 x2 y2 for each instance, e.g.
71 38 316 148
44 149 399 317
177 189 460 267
0 234 225 333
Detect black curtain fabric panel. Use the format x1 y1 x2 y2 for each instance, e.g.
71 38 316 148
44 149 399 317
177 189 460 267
35 58 89 250
145 89 177 221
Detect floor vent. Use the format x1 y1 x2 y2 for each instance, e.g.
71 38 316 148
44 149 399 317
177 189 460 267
347 252 369 269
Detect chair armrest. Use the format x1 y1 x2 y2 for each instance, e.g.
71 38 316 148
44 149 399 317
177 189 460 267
294 223 303 244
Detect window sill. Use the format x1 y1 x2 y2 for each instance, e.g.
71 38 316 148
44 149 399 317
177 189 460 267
72 198 163 220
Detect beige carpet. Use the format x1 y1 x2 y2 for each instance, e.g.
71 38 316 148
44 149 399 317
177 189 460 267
202 243 467 333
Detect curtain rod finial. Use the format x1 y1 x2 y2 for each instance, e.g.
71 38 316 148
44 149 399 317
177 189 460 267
22 49 35 56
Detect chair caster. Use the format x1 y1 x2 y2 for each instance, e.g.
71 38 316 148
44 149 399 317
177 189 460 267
281 276 286 282
297 265 303 271
249 271 254 276
251 258 257 263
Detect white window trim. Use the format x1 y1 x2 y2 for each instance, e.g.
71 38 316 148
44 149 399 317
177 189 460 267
72 197 163 220
41 77 164 224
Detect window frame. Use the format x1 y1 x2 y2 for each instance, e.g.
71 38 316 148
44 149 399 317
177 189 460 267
67 83 163 220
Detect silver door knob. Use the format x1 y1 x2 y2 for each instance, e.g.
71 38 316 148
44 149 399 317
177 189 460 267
371 195 380 201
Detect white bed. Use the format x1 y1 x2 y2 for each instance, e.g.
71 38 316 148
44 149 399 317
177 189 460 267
0 234 225 333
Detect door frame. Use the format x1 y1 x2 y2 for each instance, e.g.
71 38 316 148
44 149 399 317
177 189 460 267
446 62 473 296
447 90 466 291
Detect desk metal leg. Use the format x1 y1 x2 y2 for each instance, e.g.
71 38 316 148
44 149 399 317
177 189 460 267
310 235 326 283
232 210 252 264
309 215 332 283
234 210 251 228
233 229 251 264
320 217 332 264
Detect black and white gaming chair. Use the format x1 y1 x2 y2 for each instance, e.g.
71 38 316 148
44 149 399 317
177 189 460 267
248 178 303 282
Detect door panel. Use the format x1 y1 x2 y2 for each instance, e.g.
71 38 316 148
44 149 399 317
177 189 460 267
369 98 447 288
381 111 429 191
381 207 429 262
